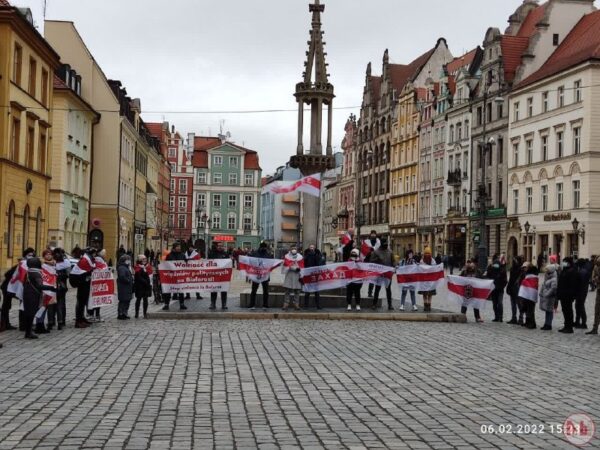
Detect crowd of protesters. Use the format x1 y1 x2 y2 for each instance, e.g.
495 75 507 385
2 231 600 344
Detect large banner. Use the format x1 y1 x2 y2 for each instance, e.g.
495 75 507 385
518 274 539 303
262 173 321 197
447 275 494 310
159 260 233 293
88 268 116 309
238 256 283 283
300 262 395 292
300 263 355 293
396 264 445 291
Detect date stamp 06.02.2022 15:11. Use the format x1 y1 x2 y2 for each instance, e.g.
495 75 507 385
480 414 596 446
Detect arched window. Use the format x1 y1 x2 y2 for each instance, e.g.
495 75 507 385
35 207 42 251
22 205 30 251
7 201 15 258
227 212 236 230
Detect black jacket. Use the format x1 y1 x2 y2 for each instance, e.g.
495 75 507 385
507 263 523 297
209 249 229 260
134 265 152 298
487 264 507 292
303 249 324 268
251 248 273 259
166 251 186 262
557 266 579 301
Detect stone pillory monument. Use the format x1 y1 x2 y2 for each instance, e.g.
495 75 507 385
290 0 335 247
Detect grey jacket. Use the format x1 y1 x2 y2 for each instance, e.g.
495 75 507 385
116 258 134 302
372 248 393 267
539 265 558 312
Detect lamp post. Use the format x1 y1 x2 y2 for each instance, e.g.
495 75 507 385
572 217 585 257
524 221 531 262
477 69 504 273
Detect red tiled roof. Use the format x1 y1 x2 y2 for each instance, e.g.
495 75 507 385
517 3 548 38
194 136 221 151
145 122 164 138
53 74 68 89
389 47 436 92
192 138 261 170
518 10 600 89
370 76 382 103
447 48 478 75
447 76 456 95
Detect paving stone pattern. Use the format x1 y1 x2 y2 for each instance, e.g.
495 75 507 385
0 273 598 449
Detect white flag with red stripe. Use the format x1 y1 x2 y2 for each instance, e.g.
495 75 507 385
396 264 445 291
7 260 28 300
238 256 283 283
300 262 355 293
447 275 494 309
340 231 352 246
354 263 395 287
41 263 57 307
70 254 95 275
518 274 539 303
262 173 322 198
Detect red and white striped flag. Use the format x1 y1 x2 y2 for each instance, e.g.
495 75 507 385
396 263 445 291
354 262 395 287
262 173 322 198
340 231 352 246
518 274 539 303
7 260 28 300
41 263 57 306
447 275 494 309
239 256 283 283
71 253 95 275
300 262 355 293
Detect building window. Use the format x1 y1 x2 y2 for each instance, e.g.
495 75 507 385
178 197 187 211
526 139 533 164
229 173 238 185
213 156 223 166
526 187 532 213
28 58 37 97
243 215 252 231
197 172 207 184
228 194 236 208
557 183 563 210
212 212 221 229
22 206 30 250
512 143 519 167
573 180 580 209
41 69 49 106
197 193 206 207
513 189 519 214
170 178 175 192
169 196 175 210
557 131 564 158
558 86 564 107
6 201 14 258
213 194 221 207
513 102 519 121
245 173 254 186
542 136 548 161
229 156 238 167
477 106 483 126
39 131 47 174
178 214 186 229
527 97 533 117
574 80 582 103
168 148 176 157
213 173 222 184
13 43 22 84
542 92 549 113
169 214 174 227
10 118 20 162
449 125 455 143
25 126 34 169
244 195 253 209
497 102 504 120
541 185 548 212
179 179 187 193
573 127 581 155
227 213 236 230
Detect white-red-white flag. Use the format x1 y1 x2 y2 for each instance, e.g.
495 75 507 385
7 260 28 300
41 263 57 307
262 173 322 198
447 275 494 309
518 274 539 303
354 263 395 287
238 256 283 283
396 264 445 291
300 262 355 293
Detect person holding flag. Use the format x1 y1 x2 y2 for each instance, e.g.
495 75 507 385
0 247 35 332
303 244 324 310
518 262 539 329
209 242 231 310
362 230 381 298
399 250 418 312
70 247 97 329
47 248 70 330
246 242 276 310
371 240 395 311
134 255 153 319
418 247 437 312
34 249 58 334
346 249 362 311
185 244 203 300
282 245 304 311
22 257 45 339
459 259 484 323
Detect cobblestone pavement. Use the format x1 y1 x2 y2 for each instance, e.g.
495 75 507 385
0 272 599 449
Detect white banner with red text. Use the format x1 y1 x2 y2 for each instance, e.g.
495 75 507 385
41 264 57 307
300 262 395 292
88 269 116 309
238 256 283 283
447 275 494 309
159 260 233 293
396 264 445 291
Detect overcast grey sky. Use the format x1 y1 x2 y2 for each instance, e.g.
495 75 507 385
15 0 524 174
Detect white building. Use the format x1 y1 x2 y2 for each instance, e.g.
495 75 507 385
508 3 598 261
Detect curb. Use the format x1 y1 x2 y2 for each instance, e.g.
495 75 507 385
147 312 467 323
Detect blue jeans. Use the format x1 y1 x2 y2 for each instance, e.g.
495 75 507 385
401 288 416 306
544 310 554 327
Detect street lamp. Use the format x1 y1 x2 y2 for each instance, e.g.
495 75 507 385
524 221 531 262
572 218 585 256
477 67 504 273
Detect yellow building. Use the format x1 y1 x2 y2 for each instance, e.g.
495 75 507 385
390 85 423 256
48 68 100 252
0 3 60 270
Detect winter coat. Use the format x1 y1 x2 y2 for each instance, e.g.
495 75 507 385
486 264 507 293
507 262 523 297
372 248 394 267
539 265 558 312
116 261 134 302
134 264 153 298
23 269 43 311
460 268 483 279
303 249 324 268
166 250 186 262
1 266 16 300
557 266 579 302
282 253 303 290
208 249 229 260
577 262 593 300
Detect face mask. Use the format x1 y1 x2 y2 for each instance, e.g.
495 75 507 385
126 261 131 266
561 262 569 268
291 250 297 255
493 264 500 269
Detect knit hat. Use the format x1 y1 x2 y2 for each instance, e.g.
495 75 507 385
424 247 432 256
549 254 558 264
350 249 360 257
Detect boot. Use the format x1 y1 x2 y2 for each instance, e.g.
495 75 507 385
221 298 228 310
24 332 38 339
35 323 49 334
196 293 202 300
19 311 25 331
586 327 598 335
388 300 394 311
74 320 89 329
209 299 216 310
135 307 139 319
282 303 289 311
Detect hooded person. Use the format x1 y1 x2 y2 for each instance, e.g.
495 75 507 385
116 255 134 320
282 245 303 311
346 248 362 311
22 257 44 339
418 247 437 312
